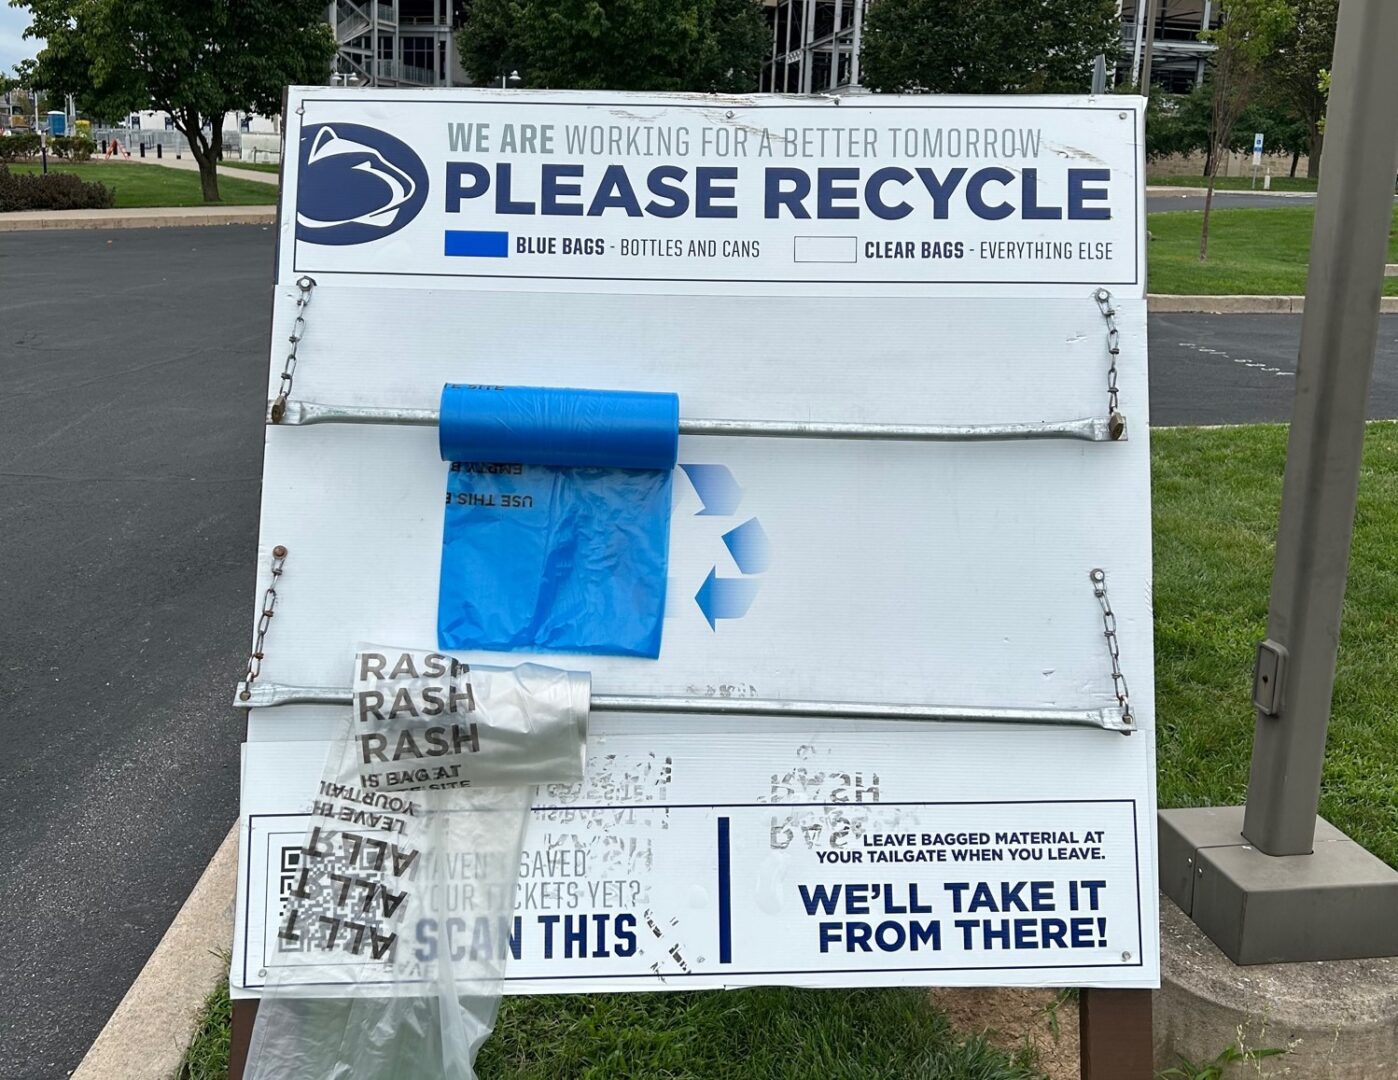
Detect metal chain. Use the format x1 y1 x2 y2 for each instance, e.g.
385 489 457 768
1089 568 1132 726
270 276 316 424
1093 288 1127 441
239 545 288 701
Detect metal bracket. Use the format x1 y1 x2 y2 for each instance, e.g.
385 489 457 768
233 681 1133 732
1252 639 1287 716
270 399 1126 444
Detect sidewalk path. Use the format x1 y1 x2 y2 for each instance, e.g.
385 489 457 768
110 153 281 186
0 205 276 230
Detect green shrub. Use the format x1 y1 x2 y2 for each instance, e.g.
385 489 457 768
0 132 43 162
0 165 115 211
50 135 97 161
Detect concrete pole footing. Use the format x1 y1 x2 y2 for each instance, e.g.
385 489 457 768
1156 895 1398 1077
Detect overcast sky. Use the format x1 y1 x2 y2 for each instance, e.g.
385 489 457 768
1 6 40 74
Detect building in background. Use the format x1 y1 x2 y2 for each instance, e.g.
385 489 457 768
760 0 865 94
326 0 468 88
1120 0 1221 92
757 0 1220 97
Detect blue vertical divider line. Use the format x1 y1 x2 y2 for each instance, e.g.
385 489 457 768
717 816 732 964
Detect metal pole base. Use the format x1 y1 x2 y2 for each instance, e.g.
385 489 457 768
1159 806 1398 965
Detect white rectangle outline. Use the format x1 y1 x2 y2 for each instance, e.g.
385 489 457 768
793 236 858 264
284 98 1143 290
240 797 1144 991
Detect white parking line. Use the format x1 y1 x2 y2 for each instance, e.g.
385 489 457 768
1175 340 1294 378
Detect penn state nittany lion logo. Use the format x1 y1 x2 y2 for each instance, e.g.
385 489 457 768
295 123 429 245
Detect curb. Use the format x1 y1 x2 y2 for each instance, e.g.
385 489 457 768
1144 185 1318 198
0 207 276 231
71 824 237 1080
1149 294 1398 314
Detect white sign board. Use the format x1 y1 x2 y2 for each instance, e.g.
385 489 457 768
1253 132 1265 166
279 91 1142 294
235 88 1158 996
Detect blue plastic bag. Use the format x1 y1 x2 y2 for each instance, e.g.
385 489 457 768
436 385 678 657
438 461 672 657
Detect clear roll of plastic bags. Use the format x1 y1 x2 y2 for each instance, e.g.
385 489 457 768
244 646 588 1080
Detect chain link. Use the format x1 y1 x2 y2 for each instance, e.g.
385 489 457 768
1093 288 1126 441
269 276 316 424
1090 568 1132 726
239 545 288 701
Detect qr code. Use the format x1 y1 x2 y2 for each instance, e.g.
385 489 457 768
276 840 390 954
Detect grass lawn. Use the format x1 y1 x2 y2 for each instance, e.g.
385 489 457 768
221 160 281 175
479 989 1044 1079
1148 174 1320 192
180 987 1046 1079
181 974 230 1079
181 424 1398 1075
1154 422 1398 865
7 161 275 208
1147 205 1398 295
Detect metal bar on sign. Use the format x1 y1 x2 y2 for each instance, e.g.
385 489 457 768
232 681 1133 733
272 400 1124 444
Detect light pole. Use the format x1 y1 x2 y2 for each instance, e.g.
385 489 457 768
500 70 521 89
1158 0 1398 967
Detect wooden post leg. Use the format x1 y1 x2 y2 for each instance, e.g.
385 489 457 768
229 999 260 1080
1079 988 1153 1080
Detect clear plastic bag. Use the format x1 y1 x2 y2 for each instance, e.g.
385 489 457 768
245 647 588 1080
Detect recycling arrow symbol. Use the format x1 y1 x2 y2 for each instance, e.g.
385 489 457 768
680 464 770 630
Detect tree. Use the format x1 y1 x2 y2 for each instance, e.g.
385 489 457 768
15 0 336 201
1198 0 1293 259
1146 87 1213 164
1147 80 1311 176
1245 88 1312 177
458 0 769 93
860 0 1118 94
1265 0 1336 179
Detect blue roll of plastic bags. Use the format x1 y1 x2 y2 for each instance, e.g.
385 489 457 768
437 383 679 659
439 384 679 470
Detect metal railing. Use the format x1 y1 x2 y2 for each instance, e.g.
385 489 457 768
374 58 440 85
90 128 250 158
